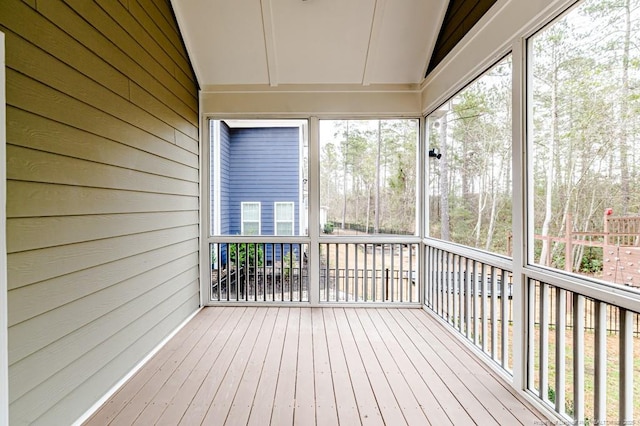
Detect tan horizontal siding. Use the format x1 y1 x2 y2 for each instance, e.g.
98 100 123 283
7 211 198 253
8 225 198 290
9 263 199 393
0 1 129 98
8 239 199 327
2 0 200 423
98 0 196 92
41 0 198 117
7 181 198 218
8 71 198 167
7 146 198 195
7 108 198 182
15 286 200 425
137 0 191 64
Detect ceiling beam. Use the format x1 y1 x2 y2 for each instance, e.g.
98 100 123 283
260 0 279 86
361 0 387 86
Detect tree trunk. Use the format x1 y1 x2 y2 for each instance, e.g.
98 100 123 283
485 163 502 251
342 121 349 229
439 113 451 241
365 185 371 233
539 52 559 266
619 0 631 214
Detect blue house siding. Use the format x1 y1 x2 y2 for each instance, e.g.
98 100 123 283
219 121 231 235
213 121 232 266
228 127 300 237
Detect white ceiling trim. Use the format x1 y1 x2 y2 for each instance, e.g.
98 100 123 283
260 0 279 87
171 0 448 88
361 0 387 86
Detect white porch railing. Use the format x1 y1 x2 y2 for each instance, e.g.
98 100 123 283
208 236 638 423
526 277 639 424
423 239 640 425
210 241 309 302
208 237 420 305
425 243 513 374
320 240 420 303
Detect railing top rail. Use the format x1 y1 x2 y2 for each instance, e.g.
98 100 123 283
207 236 311 244
319 235 421 244
525 266 640 314
424 237 512 271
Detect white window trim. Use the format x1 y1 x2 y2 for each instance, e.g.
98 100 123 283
241 202 261 235
274 201 295 236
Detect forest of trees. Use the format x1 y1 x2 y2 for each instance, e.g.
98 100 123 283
428 0 640 276
320 119 418 235
428 57 513 255
531 0 640 272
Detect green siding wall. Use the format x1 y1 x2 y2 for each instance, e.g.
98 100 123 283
0 0 200 423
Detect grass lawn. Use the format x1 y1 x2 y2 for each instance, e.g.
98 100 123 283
531 325 640 424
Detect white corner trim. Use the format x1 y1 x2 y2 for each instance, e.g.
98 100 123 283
0 31 9 426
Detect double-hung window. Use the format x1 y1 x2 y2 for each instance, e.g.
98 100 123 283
241 202 260 235
274 202 294 236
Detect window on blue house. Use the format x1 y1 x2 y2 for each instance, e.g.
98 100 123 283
275 202 295 235
241 202 260 235
209 119 308 236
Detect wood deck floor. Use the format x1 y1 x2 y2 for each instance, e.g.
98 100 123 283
85 307 546 425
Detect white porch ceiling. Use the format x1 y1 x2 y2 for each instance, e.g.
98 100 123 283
171 0 449 88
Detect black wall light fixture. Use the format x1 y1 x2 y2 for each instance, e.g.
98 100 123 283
429 148 442 159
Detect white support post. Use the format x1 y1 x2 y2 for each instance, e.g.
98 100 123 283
540 283 549 401
620 308 634 423
555 288 566 414
199 115 212 306
594 301 606 422
511 36 528 393
419 116 426 307
573 294 585 422
308 117 320 306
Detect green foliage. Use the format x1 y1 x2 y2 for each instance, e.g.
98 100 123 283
579 247 603 274
323 222 334 234
229 243 263 269
282 251 297 279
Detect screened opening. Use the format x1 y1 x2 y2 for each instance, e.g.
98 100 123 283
528 0 640 293
426 56 513 255
319 119 419 236
209 119 308 236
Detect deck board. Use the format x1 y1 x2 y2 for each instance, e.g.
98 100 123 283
321 308 363 425
85 307 547 426
110 307 224 425
404 308 543 425
132 307 234 425
245 308 289 426
311 308 339 426
332 308 384 425
344 308 410 425
88 307 219 424
366 309 451 426
178 307 263 425
270 307 300 425
224 307 279 425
